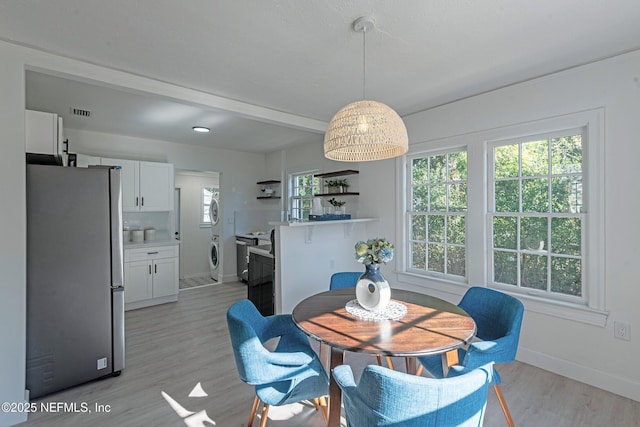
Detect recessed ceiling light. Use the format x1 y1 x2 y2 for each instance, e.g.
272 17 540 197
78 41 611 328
192 126 210 133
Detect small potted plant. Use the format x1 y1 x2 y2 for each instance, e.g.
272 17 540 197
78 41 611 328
326 180 340 193
326 178 349 193
336 178 349 193
328 197 346 214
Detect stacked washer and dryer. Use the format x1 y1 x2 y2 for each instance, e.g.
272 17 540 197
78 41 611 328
208 191 221 282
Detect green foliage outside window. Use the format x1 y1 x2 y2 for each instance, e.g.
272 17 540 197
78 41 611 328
409 150 467 278
492 134 583 297
291 173 320 220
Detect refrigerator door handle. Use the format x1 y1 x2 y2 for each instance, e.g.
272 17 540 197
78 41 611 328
109 167 125 373
110 168 124 289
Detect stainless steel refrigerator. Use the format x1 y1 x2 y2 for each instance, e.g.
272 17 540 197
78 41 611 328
26 164 125 399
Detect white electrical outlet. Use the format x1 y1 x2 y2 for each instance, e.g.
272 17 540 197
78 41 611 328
614 321 631 341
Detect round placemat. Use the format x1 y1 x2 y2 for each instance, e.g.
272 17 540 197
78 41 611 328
345 299 407 321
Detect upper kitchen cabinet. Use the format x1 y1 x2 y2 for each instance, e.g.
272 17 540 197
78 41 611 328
101 158 174 212
25 109 66 165
139 161 173 211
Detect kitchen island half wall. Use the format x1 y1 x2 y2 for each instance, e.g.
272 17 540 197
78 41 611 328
271 219 378 313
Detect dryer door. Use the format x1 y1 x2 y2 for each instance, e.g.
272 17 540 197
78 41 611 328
209 198 220 225
209 240 219 270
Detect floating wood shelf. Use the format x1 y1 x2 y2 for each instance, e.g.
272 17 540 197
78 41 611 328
257 180 281 185
315 192 359 197
315 170 359 178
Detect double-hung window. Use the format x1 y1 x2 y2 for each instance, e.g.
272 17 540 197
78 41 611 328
407 149 467 280
290 172 320 221
489 131 584 302
401 109 605 325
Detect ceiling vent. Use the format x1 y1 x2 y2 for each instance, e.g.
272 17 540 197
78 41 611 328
70 107 92 118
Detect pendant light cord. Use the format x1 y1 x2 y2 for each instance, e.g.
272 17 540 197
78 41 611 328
362 26 366 100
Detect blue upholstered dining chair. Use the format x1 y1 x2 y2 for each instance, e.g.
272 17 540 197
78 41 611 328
334 362 494 427
329 271 362 290
226 299 329 427
329 272 394 369
417 286 524 427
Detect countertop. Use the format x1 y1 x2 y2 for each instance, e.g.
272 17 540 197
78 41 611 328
236 232 270 240
248 244 274 258
124 238 180 250
269 218 377 227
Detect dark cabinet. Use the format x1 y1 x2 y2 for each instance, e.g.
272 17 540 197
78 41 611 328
248 252 274 316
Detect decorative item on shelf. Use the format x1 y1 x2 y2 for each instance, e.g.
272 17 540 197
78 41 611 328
354 238 394 311
324 17 408 162
256 180 281 199
308 213 351 221
327 197 346 214
337 179 350 193
326 179 349 193
261 187 275 196
312 197 324 216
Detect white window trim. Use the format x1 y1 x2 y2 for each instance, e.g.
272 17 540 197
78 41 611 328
396 109 607 327
288 169 320 220
201 186 218 227
404 146 470 282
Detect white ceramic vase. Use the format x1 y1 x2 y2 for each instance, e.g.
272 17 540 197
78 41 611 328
355 263 391 311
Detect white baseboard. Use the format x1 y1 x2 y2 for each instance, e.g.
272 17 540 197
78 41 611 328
517 346 640 402
221 273 243 283
124 294 178 311
182 272 212 280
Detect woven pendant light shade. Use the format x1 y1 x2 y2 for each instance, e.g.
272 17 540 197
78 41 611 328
324 100 408 162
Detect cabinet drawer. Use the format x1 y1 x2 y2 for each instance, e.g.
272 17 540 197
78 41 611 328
125 245 178 262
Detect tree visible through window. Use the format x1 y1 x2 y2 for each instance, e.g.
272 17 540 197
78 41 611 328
408 149 467 278
401 110 604 321
290 173 320 221
490 131 583 298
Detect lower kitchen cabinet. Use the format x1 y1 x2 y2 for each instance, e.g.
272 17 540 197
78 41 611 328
248 252 274 316
124 244 179 310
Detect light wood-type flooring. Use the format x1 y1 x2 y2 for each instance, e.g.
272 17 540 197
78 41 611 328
19 282 640 426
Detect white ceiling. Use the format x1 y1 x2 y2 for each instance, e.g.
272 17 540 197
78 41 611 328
3 0 640 153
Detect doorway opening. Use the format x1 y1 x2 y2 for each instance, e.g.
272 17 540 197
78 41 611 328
174 170 221 290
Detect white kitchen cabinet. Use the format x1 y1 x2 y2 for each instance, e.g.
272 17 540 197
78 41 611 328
25 109 65 165
74 153 101 168
124 260 152 303
100 158 173 212
124 244 179 310
139 161 172 211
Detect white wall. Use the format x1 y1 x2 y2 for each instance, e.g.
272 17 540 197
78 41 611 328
275 220 379 314
0 39 274 426
268 50 640 403
365 50 639 401
67 128 265 283
0 43 29 427
2 38 639 427
175 171 219 279
266 141 361 217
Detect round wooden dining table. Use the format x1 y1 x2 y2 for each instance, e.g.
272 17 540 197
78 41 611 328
292 287 476 427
